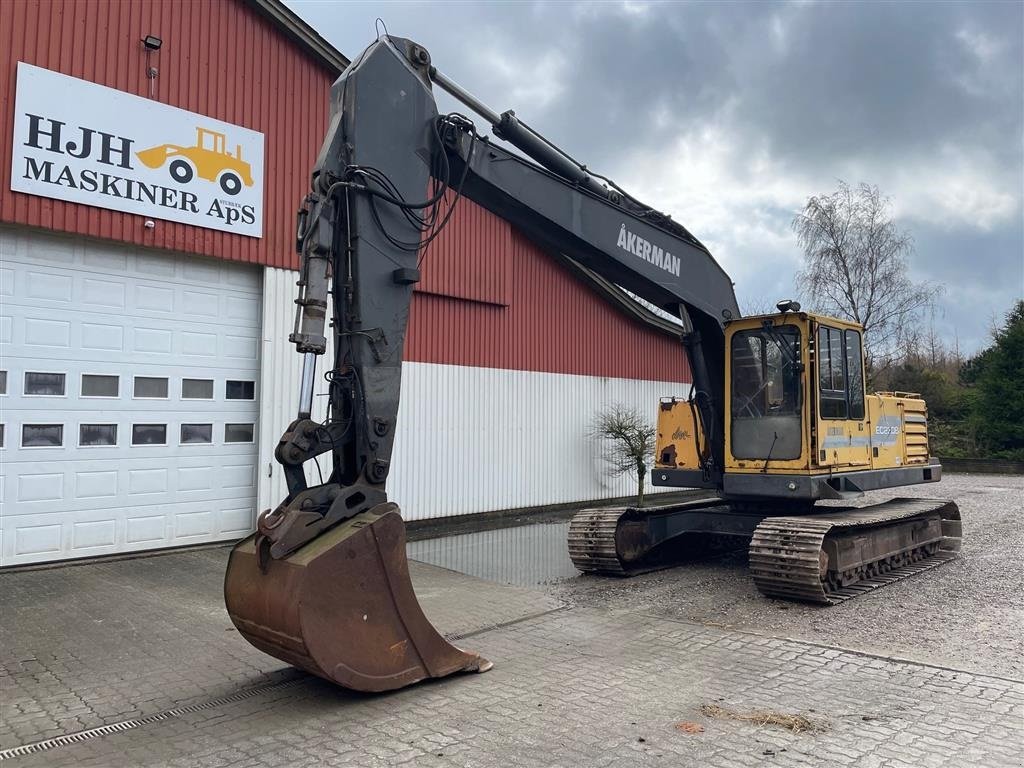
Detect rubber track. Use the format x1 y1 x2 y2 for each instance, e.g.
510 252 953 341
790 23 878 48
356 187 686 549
749 498 962 605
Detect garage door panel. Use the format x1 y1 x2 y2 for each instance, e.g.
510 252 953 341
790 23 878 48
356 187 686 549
17 472 66 502
221 464 256 490
2 500 257 563
82 322 125 351
24 317 72 348
126 514 168 545
0 227 261 566
181 331 218 356
15 524 62 557
72 519 117 549
75 470 119 499
1 266 14 294
183 289 221 317
221 507 256 535
26 270 73 301
82 277 127 308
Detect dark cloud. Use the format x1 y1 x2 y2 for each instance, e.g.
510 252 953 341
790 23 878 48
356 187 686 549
287 0 1023 355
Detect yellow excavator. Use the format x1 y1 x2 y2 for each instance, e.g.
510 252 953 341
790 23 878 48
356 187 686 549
224 36 960 693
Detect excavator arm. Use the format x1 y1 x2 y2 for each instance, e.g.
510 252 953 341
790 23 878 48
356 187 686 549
278 35 737 519
225 35 737 693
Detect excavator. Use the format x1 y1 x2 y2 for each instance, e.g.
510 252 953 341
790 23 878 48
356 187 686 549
223 35 961 693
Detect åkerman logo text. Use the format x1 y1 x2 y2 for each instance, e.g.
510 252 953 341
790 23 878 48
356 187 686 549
616 223 681 277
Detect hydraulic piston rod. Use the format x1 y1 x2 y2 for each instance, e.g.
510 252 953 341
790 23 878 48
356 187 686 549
297 352 317 419
429 66 612 200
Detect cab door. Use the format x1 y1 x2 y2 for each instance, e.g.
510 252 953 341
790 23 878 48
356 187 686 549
815 324 870 469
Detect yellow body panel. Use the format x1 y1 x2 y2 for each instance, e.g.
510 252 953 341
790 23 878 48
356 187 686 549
868 392 931 468
653 311 932 482
655 399 704 470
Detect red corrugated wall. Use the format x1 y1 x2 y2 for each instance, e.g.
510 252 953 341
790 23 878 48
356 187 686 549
1 0 690 384
408 197 691 383
0 0 332 267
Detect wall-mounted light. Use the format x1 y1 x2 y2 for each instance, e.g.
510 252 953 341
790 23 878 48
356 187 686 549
141 35 162 98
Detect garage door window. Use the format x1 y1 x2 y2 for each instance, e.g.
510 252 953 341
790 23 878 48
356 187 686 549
225 423 254 443
226 380 255 400
23 424 63 447
25 372 66 396
80 424 117 446
182 378 214 399
180 423 213 444
81 374 119 398
132 424 167 445
134 377 168 399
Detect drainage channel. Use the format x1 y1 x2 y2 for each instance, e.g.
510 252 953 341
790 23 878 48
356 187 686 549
0 674 307 761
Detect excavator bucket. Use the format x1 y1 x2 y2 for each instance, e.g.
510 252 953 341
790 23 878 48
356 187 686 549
224 503 491 693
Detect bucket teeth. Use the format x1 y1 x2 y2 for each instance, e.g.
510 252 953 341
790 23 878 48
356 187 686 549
224 502 490 693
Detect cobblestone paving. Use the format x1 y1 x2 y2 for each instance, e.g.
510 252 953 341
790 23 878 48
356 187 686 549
0 549 561 750
2 475 1021 767
6 608 1023 767
551 475 1024 679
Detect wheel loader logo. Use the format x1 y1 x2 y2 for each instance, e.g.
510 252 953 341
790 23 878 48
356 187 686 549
136 127 254 196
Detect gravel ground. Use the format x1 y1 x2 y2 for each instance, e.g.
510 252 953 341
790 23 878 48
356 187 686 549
546 473 1024 680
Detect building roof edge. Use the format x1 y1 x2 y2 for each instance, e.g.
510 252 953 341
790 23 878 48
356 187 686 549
243 0 350 75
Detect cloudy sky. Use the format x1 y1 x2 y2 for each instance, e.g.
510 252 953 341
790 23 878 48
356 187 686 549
288 0 1022 355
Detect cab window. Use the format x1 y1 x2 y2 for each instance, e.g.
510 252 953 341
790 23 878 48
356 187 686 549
730 324 802 461
818 325 865 420
818 326 847 419
845 330 865 420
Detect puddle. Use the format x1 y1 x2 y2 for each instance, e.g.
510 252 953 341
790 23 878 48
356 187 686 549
406 522 580 588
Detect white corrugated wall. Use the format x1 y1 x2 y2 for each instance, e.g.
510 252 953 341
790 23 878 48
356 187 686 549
258 267 336 514
259 267 690 520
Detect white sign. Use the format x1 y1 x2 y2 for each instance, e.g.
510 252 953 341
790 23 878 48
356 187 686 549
11 62 264 238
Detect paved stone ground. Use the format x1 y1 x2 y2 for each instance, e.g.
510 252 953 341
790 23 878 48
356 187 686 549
5 609 1023 767
550 474 1024 680
0 550 561 751
1 474 1021 766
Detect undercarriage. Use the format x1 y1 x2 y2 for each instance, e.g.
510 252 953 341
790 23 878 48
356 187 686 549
568 497 961 604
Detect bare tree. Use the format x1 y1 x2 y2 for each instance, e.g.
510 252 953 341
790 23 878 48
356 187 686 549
792 181 941 371
741 296 784 316
592 404 656 507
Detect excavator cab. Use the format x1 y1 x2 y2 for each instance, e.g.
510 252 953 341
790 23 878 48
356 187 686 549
657 303 941 496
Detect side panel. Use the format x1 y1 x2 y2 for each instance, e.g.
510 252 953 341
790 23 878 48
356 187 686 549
818 418 873 469
655 399 703 471
868 393 931 469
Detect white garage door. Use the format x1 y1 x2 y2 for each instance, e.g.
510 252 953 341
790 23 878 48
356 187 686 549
0 227 262 566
